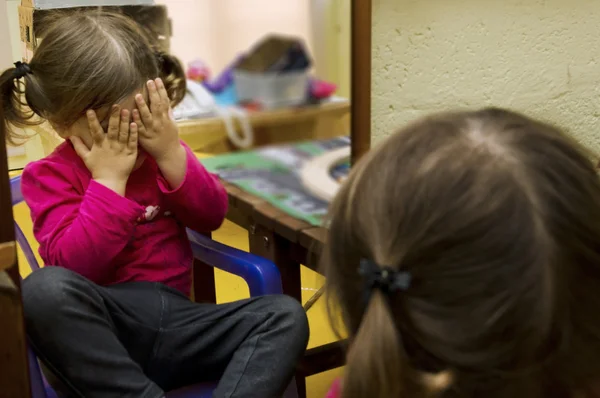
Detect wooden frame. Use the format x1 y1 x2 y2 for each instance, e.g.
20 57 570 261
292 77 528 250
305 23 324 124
351 0 372 164
0 111 31 396
0 3 373 396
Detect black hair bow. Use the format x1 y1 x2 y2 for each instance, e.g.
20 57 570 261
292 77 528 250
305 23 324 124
359 258 412 297
13 61 32 79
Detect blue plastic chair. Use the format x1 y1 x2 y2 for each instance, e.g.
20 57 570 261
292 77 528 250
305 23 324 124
10 175 296 398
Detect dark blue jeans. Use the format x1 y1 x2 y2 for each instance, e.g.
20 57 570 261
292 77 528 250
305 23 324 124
22 267 309 398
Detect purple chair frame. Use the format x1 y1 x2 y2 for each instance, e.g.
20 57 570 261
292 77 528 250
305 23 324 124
11 175 296 398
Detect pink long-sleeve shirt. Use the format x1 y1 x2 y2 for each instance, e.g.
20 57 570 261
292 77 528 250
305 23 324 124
325 379 341 398
21 141 228 295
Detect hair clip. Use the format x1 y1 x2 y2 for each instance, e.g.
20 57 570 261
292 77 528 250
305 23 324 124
359 258 412 296
13 61 32 80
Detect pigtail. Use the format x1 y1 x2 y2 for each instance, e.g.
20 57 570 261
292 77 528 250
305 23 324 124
342 291 452 398
0 66 43 145
155 51 187 108
129 14 186 108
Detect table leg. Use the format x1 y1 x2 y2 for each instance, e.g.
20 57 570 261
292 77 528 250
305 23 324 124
248 223 306 397
249 224 302 301
191 232 217 304
192 258 217 304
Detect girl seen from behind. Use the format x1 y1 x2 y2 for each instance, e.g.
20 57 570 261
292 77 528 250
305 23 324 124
323 108 600 398
1 11 308 398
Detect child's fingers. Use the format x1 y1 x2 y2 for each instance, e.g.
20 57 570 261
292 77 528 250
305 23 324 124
69 136 89 159
147 80 163 115
132 109 146 135
118 109 130 144
135 94 153 127
155 78 171 109
86 110 104 144
107 105 121 141
128 122 138 151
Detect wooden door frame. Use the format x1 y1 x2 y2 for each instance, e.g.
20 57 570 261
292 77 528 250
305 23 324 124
350 0 372 164
0 111 31 396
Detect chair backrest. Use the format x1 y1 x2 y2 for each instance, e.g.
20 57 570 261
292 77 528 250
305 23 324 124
11 176 41 271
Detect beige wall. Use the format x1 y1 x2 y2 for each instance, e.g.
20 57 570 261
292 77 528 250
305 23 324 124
159 0 351 95
310 0 350 97
1 1 15 68
371 0 600 153
157 0 313 75
3 0 30 65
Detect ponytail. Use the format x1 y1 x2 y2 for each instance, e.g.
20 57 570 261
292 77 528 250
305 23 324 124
0 63 45 145
342 291 452 398
155 51 187 108
128 14 187 108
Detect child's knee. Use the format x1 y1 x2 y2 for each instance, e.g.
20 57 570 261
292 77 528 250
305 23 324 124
267 295 310 347
21 267 84 329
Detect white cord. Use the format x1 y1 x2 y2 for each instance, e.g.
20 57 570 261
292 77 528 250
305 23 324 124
215 106 254 149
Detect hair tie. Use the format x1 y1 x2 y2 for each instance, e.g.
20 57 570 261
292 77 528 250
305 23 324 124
13 61 32 79
359 259 412 298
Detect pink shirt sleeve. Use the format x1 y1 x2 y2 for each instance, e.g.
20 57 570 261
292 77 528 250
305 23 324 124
157 142 228 232
22 161 143 284
325 378 342 398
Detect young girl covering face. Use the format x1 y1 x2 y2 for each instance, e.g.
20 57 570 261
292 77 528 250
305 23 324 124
323 108 600 398
1 11 308 397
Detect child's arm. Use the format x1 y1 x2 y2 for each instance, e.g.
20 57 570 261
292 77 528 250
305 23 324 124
156 141 228 232
22 161 143 283
134 79 228 232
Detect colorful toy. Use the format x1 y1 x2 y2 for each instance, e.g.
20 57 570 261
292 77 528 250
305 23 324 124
309 79 337 100
203 55 244 94
186 59 210 83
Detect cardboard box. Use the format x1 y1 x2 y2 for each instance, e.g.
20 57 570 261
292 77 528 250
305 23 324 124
18 4 171 60
21 0 154 10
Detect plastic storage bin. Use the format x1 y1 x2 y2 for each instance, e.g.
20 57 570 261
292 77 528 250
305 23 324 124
234 70 309 109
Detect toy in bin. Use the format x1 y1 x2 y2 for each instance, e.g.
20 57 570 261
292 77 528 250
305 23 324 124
187 59 211 83
234 35 312 109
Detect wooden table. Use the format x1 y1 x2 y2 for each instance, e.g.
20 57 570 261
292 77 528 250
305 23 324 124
179 100 350 154
192 181 345 398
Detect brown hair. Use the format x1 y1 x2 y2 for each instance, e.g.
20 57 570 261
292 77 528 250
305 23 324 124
0 10 186 144
323 108 600 398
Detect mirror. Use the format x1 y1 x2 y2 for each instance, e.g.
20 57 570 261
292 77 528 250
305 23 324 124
0 2 374 396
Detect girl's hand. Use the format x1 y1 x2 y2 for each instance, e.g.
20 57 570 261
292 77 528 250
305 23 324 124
70 106 138 195
134 78 182 162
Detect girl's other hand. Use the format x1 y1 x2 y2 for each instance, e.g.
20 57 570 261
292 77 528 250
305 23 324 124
70 106 138 195
134 78 182 163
